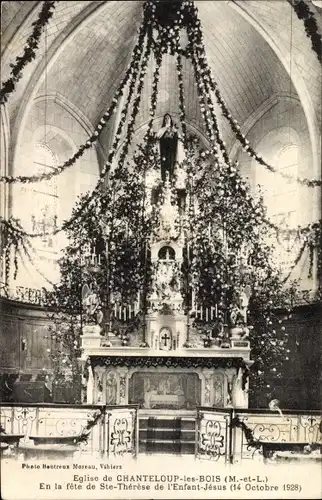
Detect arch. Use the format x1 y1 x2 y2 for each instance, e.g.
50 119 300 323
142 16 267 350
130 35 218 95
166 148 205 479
158 246 176 261
229 93 300 159
253 127 301 228
9 1 115 176
0 106 10 219
227 1 320 177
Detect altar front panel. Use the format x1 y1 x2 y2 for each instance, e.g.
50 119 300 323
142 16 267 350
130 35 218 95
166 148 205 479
129 371 201 409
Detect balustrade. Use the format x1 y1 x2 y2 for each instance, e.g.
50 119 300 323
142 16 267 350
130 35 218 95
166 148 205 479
195 408 322 464
0 284 47 306
0 403 139 459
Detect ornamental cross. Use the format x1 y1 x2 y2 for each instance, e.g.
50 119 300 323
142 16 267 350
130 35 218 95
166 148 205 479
161 332 171 346
160 329 172 350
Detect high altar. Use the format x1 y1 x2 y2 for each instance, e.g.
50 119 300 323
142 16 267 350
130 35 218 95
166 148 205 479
80 161 253 412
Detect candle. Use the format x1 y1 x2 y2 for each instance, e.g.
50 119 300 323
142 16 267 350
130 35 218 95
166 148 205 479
191 289 195 310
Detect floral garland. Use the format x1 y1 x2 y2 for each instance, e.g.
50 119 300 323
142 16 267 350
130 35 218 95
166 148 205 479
0 22 148 185
176 49 187 145
76 408 105 444
231 415 261 450
188 3 321 188
289 0 322 65
0 1 56 106
0 216 34 282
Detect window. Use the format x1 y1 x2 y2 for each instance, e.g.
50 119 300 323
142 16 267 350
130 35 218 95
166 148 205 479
253 132 300 275
158 246 176 261
30 143 58 251
268 144 298 229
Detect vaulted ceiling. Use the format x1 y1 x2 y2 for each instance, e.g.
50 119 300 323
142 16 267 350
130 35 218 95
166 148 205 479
1 1 321 162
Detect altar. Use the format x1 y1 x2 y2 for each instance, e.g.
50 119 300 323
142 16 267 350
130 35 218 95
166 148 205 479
80 157 253 413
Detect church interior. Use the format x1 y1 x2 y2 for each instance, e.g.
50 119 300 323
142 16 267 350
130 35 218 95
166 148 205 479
0 0 321 460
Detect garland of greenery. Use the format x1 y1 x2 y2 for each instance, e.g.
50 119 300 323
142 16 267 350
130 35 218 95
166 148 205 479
0 1 56 106
231 415 261 449
186 3 321 188
1 0 321 190
288 0 322 65
0 16 149 186
76 408 105 444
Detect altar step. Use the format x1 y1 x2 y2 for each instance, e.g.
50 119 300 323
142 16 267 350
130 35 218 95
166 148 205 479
139 417 195 455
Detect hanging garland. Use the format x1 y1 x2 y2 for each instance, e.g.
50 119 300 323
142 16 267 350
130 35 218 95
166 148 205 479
0 216 34 283
75 408 105 443
0 22 148 185
288 0 322 65
185 3 322 188
231 415 261 450
0 1 56 106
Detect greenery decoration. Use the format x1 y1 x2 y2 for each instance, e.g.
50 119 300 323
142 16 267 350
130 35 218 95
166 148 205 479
288 0 322 65
0 1 56 106
184 1 322 187
0 22 148 185
76 408 105 444
231 415 261 449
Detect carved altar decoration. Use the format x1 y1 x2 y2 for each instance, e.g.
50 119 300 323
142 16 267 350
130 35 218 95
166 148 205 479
129 371 201 409
93 366 105 404
213 372 224 407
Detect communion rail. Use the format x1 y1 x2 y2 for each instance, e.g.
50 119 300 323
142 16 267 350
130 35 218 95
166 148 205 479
195 408 322 464
0 403 139 459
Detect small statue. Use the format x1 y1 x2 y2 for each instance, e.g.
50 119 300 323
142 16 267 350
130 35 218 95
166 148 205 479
82 284 100 324
231 285 251 326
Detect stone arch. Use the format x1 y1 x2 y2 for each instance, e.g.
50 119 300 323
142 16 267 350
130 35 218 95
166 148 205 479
9 1 113 175
227 1 320 177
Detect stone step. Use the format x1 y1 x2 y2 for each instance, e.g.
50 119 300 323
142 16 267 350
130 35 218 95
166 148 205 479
139 441 195 454
139 417 195 431
139 429 195 441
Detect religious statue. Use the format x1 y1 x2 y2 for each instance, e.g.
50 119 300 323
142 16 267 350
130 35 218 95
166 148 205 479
158 177 180 240
156 113 185 183
106 371 117 405
82 283 102 324
230 285 252 327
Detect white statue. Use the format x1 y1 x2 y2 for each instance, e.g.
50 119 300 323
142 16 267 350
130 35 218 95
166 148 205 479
236 285 251 324
82 284 100 324
158 175 180 240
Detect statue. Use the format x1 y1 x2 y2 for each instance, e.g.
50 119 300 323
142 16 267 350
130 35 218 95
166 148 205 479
230 285 251 327
156 113 185 183
237 285 251 324
82 284 102 324
106 371 117 404
158 176 180 239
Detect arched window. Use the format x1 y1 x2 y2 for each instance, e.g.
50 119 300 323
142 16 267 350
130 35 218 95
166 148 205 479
268 144 299 228
158 246 176 261
252 130 301 275
30 143 58 251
